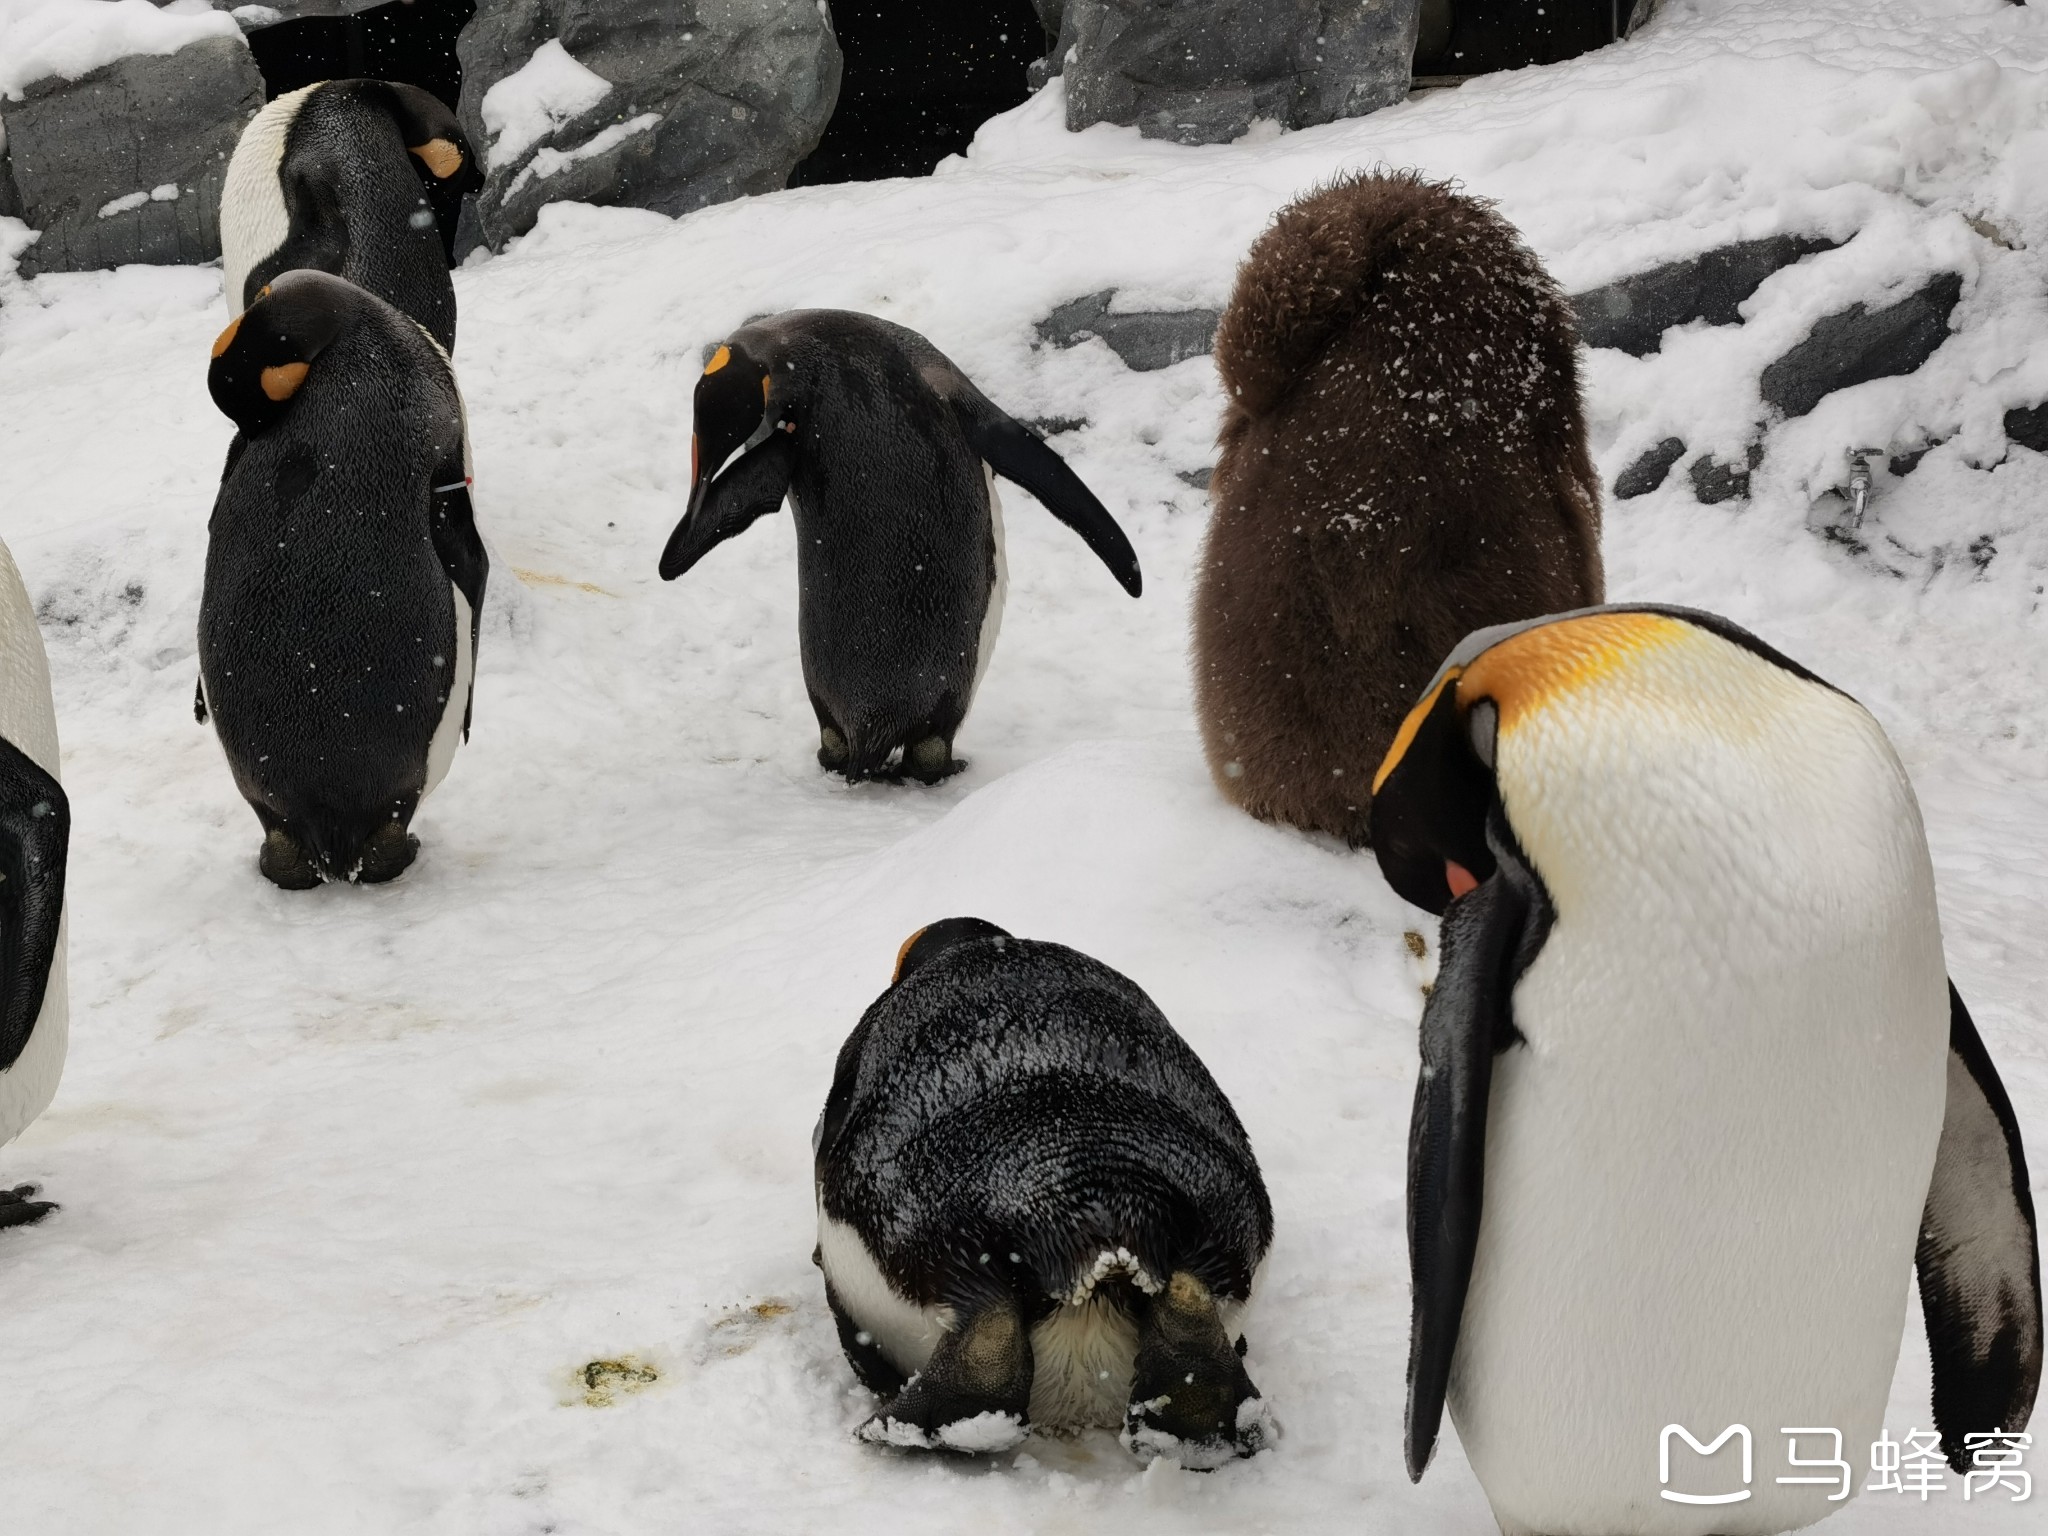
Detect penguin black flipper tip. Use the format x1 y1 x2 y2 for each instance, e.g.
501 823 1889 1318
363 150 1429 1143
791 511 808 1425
957 407 1142 597
0 1184 57 1231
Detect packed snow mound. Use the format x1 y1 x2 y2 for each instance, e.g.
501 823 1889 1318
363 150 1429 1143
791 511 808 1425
0 0 2042 1532
0 0 241 100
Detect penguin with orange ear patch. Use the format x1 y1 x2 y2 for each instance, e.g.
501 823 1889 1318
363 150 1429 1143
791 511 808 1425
1371 604 2039 1533
220 80 482 353
659 311 1142 783
200 270 486 888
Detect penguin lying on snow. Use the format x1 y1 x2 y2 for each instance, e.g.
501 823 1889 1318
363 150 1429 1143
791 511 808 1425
220 79 482 354
659 311 1142 783
0 539 69 1231
813 919 1272 1463
1372 605 2040 1534
200 270 486 889
1193 171 1603 845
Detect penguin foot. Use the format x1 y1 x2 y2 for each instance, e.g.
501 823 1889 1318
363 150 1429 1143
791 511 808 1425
856 1296 1033 1454
353 822 419 885
1122 1272 1269 1469
259 828 323 890
818 725 850 772
0 1183 58 1231
902 736 963 785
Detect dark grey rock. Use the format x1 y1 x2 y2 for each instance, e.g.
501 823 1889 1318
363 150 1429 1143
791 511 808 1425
1689 440 1763 505
1888 444 1936 477
2 36 262 275
1061 0 1419 146
457 0 840 250
1026 415 1089 436
1037 289 1220 371
2007 401 2048 455
1613 436 1685 499
1571 234 1839 356
1177 466 1213 489
1759 272 1963 420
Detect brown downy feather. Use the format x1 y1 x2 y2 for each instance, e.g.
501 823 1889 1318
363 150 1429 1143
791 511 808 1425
1193 171 1603 844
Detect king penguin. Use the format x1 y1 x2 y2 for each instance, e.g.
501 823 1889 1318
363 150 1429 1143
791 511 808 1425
658 311 1142 783
200 269 486 888
0 538 70 1231
813 919 1272 1463
219 79 481 354
1370 604 2040 1534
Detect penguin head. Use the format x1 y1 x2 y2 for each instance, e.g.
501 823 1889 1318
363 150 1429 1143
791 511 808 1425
892 917 1011 984
687 339 786 512
1368 604 1836 913
368 80 484 195
208 270 360 435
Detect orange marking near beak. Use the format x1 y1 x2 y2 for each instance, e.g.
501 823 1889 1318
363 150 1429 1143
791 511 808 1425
1445 861 1479 899
893 926 929 982
1373 666 1462 795
260 362 310 401
409 139 463 179
703 345 731 375
211 314 242 358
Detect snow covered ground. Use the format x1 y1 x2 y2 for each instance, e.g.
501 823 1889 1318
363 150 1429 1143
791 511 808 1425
1 0 2044 1529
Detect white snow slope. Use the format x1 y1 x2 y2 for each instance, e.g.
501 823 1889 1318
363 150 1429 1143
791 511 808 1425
1 1 2044 1531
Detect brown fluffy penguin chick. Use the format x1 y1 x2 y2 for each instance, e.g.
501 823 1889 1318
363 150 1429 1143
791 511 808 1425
1192 171 1603 844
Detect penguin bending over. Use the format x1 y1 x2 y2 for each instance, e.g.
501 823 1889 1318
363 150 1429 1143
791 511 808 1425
659 311 1142 783
0 539 69 1231
1371 605 2040 1535
814 919 1272 1463
200 270 486 888
1193 171 1603 845
220 79 481 354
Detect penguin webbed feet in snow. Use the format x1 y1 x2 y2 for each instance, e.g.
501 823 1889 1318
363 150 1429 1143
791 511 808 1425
816 727 964 786
0 1183 58 1231
856 1295 1033 1455
1121 1271 1270 1469
259 827 323 891
352 822 419 885
901 736 962 785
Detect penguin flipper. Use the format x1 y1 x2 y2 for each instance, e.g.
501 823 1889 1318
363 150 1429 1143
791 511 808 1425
659 434 796 581
0 736 67 1075
1405 828 1536 1483
1918 981 2042 1470
429 477 488 737
953 406 1142 598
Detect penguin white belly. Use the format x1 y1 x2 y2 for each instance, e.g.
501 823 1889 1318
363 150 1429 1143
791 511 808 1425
1454 698 1950 1535
0 540 65 1145
420 583 472 800
0 927 66 1145
817 1212 951 1377
965 465 1007 709
219 86 313 313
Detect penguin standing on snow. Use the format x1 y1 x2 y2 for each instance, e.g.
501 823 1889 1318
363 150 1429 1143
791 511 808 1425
658 311 1142 783
1371 605 2040 1534
1192 171 1603 844
219 80 482 353
0 539 69 1231
199 270 486 888
814 919 1272 1463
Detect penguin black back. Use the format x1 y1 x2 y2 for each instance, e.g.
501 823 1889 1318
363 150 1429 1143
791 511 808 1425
660 311 1140 784
200 270 485 887
815 921 1272 1463
220 80 482 353
1192 171 1603 844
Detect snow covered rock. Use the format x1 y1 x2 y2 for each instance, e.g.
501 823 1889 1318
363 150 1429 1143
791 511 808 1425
455 0 840 251
1058 0 1420 145
0 0 260 274
2009 402 2048 455
1613 435 1686 500
1571 233 1840 357
1759 271 1964 420
1035 288 1220 371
